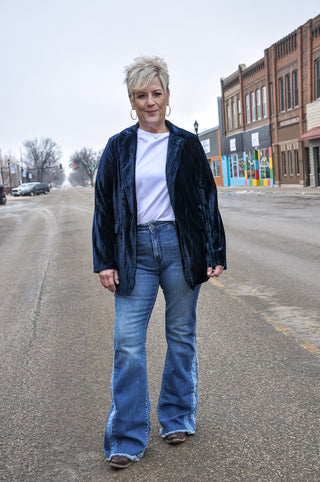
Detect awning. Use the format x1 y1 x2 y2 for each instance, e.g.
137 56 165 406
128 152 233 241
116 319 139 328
299 126 320 141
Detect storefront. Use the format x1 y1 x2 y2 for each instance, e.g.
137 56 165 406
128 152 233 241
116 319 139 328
198 127 223 186
299 127 320 187
221 125 273 186
299 100 320 188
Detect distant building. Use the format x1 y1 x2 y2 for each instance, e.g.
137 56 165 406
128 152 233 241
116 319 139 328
220 13 320 187
198 126 223 186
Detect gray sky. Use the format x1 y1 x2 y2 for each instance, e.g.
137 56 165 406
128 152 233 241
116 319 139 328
1 0 319 168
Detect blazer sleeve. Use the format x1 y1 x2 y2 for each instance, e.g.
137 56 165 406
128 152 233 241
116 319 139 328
193 137 227 269
92 139 118 273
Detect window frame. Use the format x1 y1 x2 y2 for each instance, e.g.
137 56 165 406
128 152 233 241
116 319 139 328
288 150 293 176
285 73 291 110
262 86 267 118
246 94 251 123
209 159 220 178
246 152 255 179
279 77 284 112
259 148 271 179
251 91 256 121
292 70 299 107
315 58 320 99
237 98 242 126
256 88 261 119
282 151 287 175
232 101 236 129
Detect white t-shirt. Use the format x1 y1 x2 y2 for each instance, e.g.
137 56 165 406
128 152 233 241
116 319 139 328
135 129 175 225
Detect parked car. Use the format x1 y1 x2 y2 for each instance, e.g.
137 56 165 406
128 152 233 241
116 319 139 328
12 182 50 196
12 183 28 196
0 185 7 204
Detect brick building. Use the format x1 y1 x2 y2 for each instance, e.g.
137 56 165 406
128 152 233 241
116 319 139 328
220 13 320 187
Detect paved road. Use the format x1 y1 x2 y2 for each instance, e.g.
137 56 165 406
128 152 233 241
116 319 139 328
0 188 319 481
218 187 320 355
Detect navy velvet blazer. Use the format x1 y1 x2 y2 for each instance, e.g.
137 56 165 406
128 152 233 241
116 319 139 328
92 120 226 295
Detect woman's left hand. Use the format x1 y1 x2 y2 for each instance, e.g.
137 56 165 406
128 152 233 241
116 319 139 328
207 265 224 278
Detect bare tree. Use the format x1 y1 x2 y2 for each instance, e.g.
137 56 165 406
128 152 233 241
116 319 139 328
23 138 62 182
49 164 66 187
69 148 99 187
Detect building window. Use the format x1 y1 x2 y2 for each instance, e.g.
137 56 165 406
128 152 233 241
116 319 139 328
237 99 242 125
315 58 320 99
285 74 291 109
282 151 287 175
232 101 236 128
256 89 261 119
292 70 299 107
238 155 245 177
246 152 255 179
260 149 271 179
227 104 230 130
279 77 284 112
209 160 220 177
270 82 274 115
262 86 267 117
246 94 250 123
229 155 237 178
294 149 300 175
288 150 293 175
251 92 256 121
229 154 245 178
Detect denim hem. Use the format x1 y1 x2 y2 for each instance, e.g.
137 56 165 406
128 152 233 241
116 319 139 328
105 449 145 462
159 428 195 438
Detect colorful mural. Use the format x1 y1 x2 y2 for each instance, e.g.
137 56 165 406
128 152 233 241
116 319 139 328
222 146 273 186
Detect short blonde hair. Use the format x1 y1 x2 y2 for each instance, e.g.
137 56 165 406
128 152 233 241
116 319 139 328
124 56 169 99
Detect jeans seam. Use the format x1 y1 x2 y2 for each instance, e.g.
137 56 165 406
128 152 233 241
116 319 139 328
106 365 118 454
143 288 158 445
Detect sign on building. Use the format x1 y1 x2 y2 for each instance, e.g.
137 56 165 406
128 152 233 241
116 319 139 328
201 139 210 154
252 132 259 147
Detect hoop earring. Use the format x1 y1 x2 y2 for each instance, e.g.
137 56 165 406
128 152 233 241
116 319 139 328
130 108 137 121
166 105 171 117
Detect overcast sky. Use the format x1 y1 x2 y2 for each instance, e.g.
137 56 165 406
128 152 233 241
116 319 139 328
1 0 319 168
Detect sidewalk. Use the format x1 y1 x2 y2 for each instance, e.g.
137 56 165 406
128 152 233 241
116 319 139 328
217 185 320 196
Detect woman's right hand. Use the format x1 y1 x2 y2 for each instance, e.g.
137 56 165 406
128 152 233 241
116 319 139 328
99 269 119 292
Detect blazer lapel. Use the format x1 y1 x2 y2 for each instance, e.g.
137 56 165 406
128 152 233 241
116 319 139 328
119 125 138 215
166 124 184 208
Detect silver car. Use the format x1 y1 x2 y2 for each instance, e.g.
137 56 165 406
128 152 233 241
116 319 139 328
12 182 50 196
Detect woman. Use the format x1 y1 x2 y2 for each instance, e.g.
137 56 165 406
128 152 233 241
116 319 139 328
92 56 226 469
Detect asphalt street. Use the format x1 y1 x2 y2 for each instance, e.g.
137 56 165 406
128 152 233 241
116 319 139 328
0 187 319 481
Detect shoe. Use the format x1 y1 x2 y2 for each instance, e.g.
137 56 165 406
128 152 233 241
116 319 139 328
109 455 134 469
165 432 187 444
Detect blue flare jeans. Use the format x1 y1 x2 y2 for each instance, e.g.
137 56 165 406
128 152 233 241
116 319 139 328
103 221 201 461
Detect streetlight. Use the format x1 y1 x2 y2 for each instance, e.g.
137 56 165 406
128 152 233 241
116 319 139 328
7 159 12 193
194 120 199 136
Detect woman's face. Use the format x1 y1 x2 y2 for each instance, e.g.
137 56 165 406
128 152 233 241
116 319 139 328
130 76 170 133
